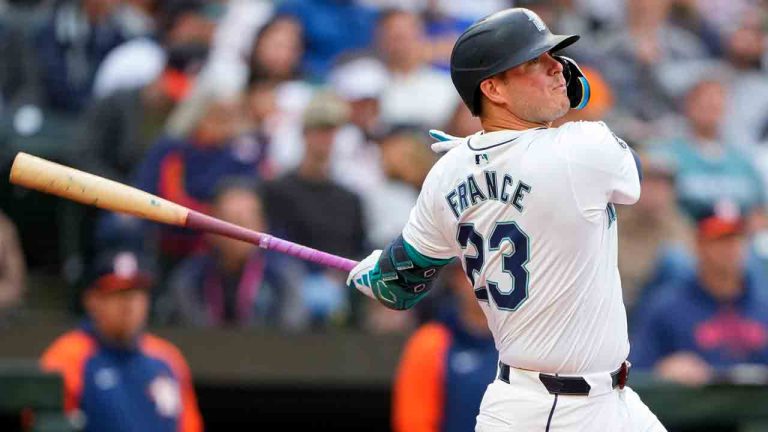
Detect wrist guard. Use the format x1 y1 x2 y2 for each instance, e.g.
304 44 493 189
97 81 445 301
371 235 448 310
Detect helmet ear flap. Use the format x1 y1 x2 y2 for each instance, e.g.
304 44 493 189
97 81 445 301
554 55 590 110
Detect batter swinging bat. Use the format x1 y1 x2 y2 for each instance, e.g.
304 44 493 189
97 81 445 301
9 152 359 272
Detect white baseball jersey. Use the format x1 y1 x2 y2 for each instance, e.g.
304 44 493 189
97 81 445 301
402 121 641 375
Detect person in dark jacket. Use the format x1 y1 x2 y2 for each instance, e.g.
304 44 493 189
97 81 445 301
157 178 308 329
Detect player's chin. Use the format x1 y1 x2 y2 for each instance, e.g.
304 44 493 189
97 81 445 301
542 100 570 123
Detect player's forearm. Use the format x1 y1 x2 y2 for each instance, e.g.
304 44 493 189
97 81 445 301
347 235 453 310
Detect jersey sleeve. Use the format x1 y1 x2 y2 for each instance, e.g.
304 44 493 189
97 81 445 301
562 121 641 214
39 330 97 413
402 163 458 260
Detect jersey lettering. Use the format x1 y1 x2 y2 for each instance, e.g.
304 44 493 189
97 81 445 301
446 171 532 219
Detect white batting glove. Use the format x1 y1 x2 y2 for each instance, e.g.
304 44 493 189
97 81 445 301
346 250 382 300
429 129 465 153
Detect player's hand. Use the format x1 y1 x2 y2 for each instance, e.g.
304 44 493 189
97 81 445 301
346 250 382 300
429 129 464 153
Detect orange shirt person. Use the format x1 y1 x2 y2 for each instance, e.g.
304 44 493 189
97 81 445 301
393 264 496 432
41 250 202 432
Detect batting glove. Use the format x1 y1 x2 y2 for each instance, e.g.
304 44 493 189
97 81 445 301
346 250 382 300
428 129 465 153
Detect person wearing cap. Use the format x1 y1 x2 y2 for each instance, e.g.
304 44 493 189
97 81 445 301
40 250 203 432
263 90 366 327
631 203 768 386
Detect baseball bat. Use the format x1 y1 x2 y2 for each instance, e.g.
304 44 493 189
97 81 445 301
8 152 359 272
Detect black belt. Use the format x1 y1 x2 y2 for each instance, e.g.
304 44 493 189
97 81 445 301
497 361 630 396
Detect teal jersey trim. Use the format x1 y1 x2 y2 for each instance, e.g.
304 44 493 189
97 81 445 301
403 239 454 268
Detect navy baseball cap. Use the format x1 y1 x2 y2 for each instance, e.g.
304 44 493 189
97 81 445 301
86 250 153 294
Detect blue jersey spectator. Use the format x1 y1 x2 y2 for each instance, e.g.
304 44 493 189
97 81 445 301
40 250 202 432
631 203 768 386
277 0 378 79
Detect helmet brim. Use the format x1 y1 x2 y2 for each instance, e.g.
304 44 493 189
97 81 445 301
477 33 580 80
548 34 580 54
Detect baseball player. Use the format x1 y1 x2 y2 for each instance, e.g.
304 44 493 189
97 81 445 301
347 8 667 431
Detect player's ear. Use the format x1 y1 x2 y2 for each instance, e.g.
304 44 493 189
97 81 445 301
479 77 507 107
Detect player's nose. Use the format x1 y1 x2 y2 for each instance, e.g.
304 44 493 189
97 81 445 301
545 53 563 75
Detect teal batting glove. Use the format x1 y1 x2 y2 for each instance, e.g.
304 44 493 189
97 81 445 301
428 129 465 153
346 250 429 310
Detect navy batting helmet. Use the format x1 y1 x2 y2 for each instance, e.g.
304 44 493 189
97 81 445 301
450 8 586 115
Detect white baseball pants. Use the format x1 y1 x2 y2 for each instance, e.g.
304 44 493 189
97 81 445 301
475 365 667 431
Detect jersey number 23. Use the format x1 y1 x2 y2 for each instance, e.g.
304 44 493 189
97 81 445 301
457 222 530 311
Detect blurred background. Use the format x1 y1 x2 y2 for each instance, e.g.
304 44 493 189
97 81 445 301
0 0 767 431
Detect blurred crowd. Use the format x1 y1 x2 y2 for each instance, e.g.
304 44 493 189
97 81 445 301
0 0 767 391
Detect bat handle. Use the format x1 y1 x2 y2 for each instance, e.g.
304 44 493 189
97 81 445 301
263 236 359 272
186 211 359 272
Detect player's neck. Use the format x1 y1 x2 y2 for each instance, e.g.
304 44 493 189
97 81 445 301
481 111 550 132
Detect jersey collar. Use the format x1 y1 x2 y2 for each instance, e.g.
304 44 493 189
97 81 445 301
467 128 545 151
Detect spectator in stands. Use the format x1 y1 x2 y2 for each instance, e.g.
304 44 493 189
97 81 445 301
360 125 438 334
91 0 213 100
631 203 768 386
40 249 202 431
376 9 458 128
163 0 275 137
721 11 768 153
157 178 307 329
263 90 365 326
276 0 378 79
366 125 436 248
0 211 25 321
667 0 724 56
651 77 765 220
244 14 312 175
77 43 207 181
98 93 260 265
240 78 279 179
328 56 389 216
31 0 136 112
248 15 304 84
594 0 710 141
392 262 496 432
618 151 694 318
